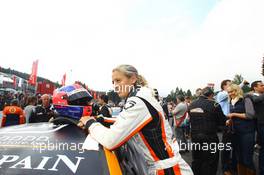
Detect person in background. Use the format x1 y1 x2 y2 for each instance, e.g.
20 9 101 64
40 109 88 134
167 101 175 128
216 79 234 175
0 95 5 111
216 80 232 116
248 80 264 175
24 96 37 123
1 99 25 127
184 96 191 139
98 94 113 128
29 94 54 123
185 96 192 105
98 94 112 118
226 84 256 175
162 99 170 120
153 88 161 103
172 95 188 150
18 93 26 109
195 88 202 98
37 94 42 105
188 87 226 175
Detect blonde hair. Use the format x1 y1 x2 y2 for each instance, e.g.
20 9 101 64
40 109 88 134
112 64 148 86
227 84 244 99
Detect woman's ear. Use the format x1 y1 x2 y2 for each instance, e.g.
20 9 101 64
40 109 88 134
130 75 137 85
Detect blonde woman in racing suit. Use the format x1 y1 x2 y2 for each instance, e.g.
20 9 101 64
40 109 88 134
79 65 193 175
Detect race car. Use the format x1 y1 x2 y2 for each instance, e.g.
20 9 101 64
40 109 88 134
0 84 148 175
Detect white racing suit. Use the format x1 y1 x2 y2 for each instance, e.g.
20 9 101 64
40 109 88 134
88 87 193 175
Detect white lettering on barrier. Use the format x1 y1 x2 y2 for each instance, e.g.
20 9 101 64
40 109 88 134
0 154 84 173
34 156 52 170
48 155 84 173
0 155 19 167
10 156 32 169
0 136 49 142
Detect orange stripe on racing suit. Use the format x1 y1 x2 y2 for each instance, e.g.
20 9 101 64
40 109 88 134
139 132 165 175
139 132 160 161
159 112 182 175
138 97 182 175
109 117 152 150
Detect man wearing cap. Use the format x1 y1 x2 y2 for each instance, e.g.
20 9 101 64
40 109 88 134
188 87 226 175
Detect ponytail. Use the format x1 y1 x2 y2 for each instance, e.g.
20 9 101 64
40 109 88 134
136 74 148 87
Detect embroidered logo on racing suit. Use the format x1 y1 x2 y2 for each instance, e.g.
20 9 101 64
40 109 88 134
124 101 136 110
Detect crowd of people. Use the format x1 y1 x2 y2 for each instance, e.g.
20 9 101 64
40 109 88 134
158 79 263 175
0 92 53 126
0 91 114 126
0 68 263 175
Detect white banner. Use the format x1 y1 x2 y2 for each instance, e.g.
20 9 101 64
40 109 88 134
0 75 3 84
18 78 23 88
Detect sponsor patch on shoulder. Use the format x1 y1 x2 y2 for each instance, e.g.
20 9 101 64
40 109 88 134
124 100 136 110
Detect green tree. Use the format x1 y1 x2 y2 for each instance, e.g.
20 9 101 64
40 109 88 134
178 88 184 96
186 89 192 97
175 87 180 96
166 87 195 102
232 74 244 85
232 74 252 93
242 85 251 93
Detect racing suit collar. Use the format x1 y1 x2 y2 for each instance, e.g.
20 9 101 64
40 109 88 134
124 85 140 103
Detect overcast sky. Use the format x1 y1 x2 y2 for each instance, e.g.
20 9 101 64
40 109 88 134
0 0 264 96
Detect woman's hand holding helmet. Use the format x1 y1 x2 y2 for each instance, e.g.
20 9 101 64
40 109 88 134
78 116 96 130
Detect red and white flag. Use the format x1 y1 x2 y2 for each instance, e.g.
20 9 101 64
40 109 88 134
28 60 39 85
13 75 16 88
61 73 66 86
93 91 97 99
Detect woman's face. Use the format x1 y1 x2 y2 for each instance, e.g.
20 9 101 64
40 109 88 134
227 88 236 99
112 70 136 98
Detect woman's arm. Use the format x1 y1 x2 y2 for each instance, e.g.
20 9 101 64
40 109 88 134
82 97 152 150
227 112 246 119
244 97 255 119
